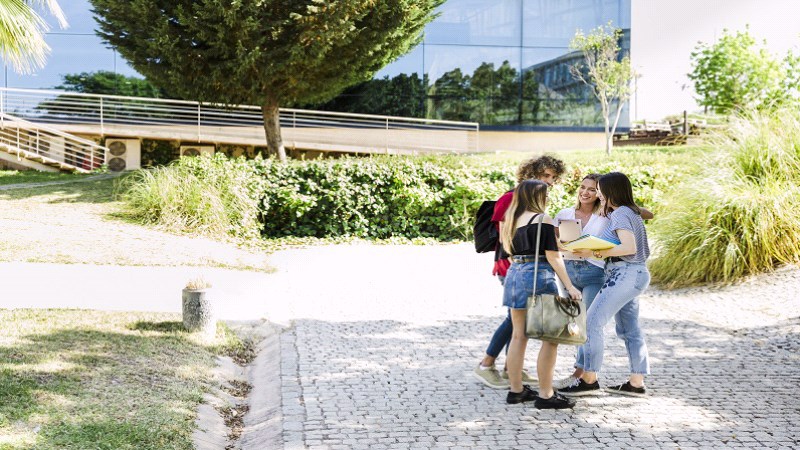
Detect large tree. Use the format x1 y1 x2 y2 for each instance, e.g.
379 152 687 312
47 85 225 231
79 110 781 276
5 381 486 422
0 0 67 73
689 27 796 114
570 22 634 155
90 0 444 161
56 70 166 98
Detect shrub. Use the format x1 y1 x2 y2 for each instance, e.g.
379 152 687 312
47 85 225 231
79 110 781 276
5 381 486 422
118 154 264 239
253 156 516 240
118 146 695 242
650 109 800 286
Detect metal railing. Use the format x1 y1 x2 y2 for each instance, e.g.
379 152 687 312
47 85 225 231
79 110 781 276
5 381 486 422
0 111 107 172
0 87 480 154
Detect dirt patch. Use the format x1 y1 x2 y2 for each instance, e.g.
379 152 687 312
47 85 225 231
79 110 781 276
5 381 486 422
0 178 272 271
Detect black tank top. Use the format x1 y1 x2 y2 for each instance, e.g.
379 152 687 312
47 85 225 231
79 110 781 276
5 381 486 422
511 214 559 256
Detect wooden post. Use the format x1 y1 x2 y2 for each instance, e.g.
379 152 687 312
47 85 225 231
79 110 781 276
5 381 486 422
683 110 688 136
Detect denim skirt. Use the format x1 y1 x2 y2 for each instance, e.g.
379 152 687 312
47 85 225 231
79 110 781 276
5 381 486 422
502 260 558 309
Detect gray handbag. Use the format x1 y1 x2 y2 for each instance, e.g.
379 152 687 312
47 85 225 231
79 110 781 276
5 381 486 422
525 213 588 346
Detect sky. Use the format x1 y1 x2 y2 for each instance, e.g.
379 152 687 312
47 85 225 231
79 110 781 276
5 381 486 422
4 0 800 121
632 0 800 120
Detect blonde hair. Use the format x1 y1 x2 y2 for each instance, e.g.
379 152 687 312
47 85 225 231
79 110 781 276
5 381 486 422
501 180 549 255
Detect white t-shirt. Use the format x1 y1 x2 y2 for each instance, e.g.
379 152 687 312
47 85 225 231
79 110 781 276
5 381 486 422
554 207 610 268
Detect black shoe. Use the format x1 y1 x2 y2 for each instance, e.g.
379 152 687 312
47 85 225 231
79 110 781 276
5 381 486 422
605 381 647 397
534 392 576 409
557 378 600 397
506 385 538 404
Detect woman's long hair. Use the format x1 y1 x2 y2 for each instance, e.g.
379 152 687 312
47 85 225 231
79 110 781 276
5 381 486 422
599 172 641 216
501 180 549 255
574 173 602 213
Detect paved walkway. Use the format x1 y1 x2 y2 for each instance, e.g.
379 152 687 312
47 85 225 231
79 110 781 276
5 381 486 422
252 245 800 449
5 243 799 448
248 244 800 449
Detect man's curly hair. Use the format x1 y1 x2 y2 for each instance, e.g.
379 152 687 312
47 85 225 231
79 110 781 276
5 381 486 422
516 154 566 183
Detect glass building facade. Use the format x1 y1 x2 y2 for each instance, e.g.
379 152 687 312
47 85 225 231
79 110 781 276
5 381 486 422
375 0 632 129
2 0 631 130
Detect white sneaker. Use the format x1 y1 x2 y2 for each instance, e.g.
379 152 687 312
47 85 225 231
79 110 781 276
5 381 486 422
552 376 578 390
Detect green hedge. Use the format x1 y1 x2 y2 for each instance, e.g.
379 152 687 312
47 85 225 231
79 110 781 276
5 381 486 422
252 157 513 239
119 151 686 241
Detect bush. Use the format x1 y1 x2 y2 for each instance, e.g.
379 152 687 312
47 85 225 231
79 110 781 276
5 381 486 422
253 156 515 239
118 155 264 239
650 109 800 286
118 147 695 242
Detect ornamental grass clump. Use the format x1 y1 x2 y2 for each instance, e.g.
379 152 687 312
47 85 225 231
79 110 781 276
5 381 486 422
118 154 264 239
650 108 800 287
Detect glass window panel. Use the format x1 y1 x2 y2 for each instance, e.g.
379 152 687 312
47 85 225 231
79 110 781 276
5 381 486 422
522 48 588 101
425 0 522 46
521 98 603 127
522 0 626 47
375 46 424 79
424 45 519 86
424 45 521 125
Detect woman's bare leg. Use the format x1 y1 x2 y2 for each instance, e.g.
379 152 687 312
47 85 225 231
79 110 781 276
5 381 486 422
505 309 529 392
537 341 559 398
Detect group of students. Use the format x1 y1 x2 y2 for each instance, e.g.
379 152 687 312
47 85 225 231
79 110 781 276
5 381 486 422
472 155 652 410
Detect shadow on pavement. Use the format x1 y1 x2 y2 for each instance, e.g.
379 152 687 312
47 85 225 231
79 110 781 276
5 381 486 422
279 314 800 446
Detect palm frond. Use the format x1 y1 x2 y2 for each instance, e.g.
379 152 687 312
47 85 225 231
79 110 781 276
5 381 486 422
0 0 68 74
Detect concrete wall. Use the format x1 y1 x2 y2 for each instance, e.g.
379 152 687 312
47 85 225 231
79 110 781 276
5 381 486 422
478 131 606 153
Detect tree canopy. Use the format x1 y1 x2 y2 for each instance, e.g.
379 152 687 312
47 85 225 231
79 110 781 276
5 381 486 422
90 0 444 161
570 22 634 155
56 70 166 98
689 27 800 114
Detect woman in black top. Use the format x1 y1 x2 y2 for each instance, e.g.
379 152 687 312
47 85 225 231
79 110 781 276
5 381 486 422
500 180 581 409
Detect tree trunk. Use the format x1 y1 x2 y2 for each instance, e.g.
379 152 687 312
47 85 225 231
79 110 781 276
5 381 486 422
608 99 626 156
603 110 612 156
262 97 287 162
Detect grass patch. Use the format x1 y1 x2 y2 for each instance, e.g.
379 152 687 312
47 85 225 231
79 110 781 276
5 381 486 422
0 309 248 449
0 177 118 204
650 109 800 286
0 170 92 186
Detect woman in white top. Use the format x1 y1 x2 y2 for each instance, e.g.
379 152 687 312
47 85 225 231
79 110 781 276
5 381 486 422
553 174 608 388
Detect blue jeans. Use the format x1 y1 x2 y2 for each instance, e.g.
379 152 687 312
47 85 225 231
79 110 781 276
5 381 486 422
582 261 651 374
486 260 558 358
564 260 605 369
486 276 511 358
502 260 557 309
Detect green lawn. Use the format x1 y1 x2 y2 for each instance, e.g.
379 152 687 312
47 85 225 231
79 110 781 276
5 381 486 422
0 170 91 186
0 309 247 450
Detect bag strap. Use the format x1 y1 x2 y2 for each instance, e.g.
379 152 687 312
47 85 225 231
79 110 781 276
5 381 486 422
532 213 544 296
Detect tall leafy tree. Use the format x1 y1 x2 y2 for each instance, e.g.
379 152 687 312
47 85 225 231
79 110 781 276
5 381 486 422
313 73 427 118
90 0 444 161
689 27 793 114
56 70 166 97
570 22 634 155
0 0 66 73
427 68 470 122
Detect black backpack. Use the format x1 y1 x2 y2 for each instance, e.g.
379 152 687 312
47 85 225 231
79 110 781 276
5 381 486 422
473 200 498 253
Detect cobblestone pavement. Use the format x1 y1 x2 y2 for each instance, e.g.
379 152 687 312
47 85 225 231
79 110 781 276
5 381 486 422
256 244 800 449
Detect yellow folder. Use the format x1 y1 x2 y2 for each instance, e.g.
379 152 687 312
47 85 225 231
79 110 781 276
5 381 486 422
561 235 618 251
